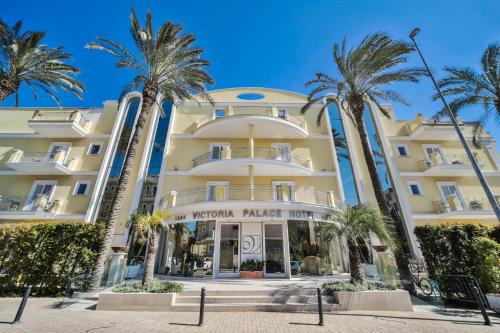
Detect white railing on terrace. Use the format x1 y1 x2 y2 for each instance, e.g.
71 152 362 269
30 110 90 129
417 153 478 171
195 106 307 130
192 147 311 169
0 195 64 214
161 185 338 209
7 150 77 169
432 196 493 214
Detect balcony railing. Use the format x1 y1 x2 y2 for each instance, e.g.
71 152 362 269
30 110 89 128
432 196 493 213
161 185 337 208
192 147 311 169
417 153 477 171
0 195 64 214
196 107 307 130
7 150 77 169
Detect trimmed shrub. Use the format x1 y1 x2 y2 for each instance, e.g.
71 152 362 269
112 279 183 293
323 280 395 295
414 224 499 293
475 237 500 294
0 222 104 297
489 225 500 243
239 259 264 271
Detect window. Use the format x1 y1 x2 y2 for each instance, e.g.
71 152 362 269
437 181 466 210
396 144 410 157
24 180 57 210
270 143 291 161
206 181 229 201
277 109 288 119
73 180 91 196
422 144 447 164
209 143 230 161
87 143 103 155
214 109 225 119
407 181 423 196
272 181 296 201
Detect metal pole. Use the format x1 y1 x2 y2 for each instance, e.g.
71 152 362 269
198 287 206 327
409 28 500 221
471 286 491 326
317 287 324 326
13 284 32 324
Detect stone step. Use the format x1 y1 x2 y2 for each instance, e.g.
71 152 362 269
170 302 341 312
179 289 321 297
175 295 337 304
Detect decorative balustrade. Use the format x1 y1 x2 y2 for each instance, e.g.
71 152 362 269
30 110 89 128
0 195 64 213
192 147 311 169
161 185 337 209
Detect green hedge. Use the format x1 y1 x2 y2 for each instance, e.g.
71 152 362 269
112 279 183 293
0 222 104 297
414 224 499 293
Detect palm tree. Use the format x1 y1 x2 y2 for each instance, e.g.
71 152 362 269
301 33 424 218
433 43 500 147
0 19 83 106
135 210 172 284
86 9 214 290
324 204 395 284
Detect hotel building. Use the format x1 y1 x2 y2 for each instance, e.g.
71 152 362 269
0 87 498 280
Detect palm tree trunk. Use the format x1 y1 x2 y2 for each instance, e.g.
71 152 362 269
349 97 413 290
0 75 20 104
350 103 391 216
347 238 365 284
90 85 158 290
143 229 159 284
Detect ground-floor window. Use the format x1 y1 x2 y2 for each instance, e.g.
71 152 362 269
287 220 343 276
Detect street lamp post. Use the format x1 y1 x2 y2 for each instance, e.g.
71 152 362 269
409 28 500 221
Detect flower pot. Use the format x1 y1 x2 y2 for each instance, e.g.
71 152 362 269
239 271 263 279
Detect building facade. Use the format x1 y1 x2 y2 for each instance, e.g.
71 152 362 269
1 87 498 281
153 88 350 278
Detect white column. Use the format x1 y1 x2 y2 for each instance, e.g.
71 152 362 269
249 124 254 158
249 165 255 200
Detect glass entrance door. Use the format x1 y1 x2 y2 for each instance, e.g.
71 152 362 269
264 224 285 276
218 224 239 276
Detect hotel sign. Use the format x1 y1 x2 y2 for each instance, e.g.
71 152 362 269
173 208 323 222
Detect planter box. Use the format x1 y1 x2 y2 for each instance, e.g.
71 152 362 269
97 292 176 311
240 271 263 279
334 290 413 311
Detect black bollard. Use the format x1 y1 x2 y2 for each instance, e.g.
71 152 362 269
317 287 324 326
471 286 491 326
13 285 33 324
198 287 206 327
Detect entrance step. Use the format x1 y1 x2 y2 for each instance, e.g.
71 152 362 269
173 289 339 312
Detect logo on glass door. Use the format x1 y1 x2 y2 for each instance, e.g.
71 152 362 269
242 235 262 254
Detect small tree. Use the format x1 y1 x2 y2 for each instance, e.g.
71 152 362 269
135 210 172 284
323 204 395 284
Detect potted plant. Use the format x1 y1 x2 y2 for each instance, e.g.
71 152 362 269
239 259 264 279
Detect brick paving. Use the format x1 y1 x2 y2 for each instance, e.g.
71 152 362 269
0 298 498 333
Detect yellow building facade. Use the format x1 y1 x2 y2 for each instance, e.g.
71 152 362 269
154 88 348 278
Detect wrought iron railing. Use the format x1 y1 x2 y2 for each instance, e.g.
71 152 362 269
162 184 337 208
192 147 310 169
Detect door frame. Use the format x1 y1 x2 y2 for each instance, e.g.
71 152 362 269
436 181 466 210
262 221 287 278
215 222 241 278
24 180 57 210
422 144 447 164
209 142 230 161
46 142 72 163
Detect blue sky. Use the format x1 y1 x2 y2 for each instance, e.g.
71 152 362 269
2 0 499 141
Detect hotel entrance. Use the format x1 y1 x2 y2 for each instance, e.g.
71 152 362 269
213 221 288 278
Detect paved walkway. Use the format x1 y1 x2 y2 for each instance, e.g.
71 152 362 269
0 298 498 333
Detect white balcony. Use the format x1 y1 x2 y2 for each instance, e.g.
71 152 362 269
193 107 308 138
28 110 90 138
412 153 480 177
5 150 78 175
401 114 465 141
0 195 66 219
190 148 312 176
413 196 496 220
